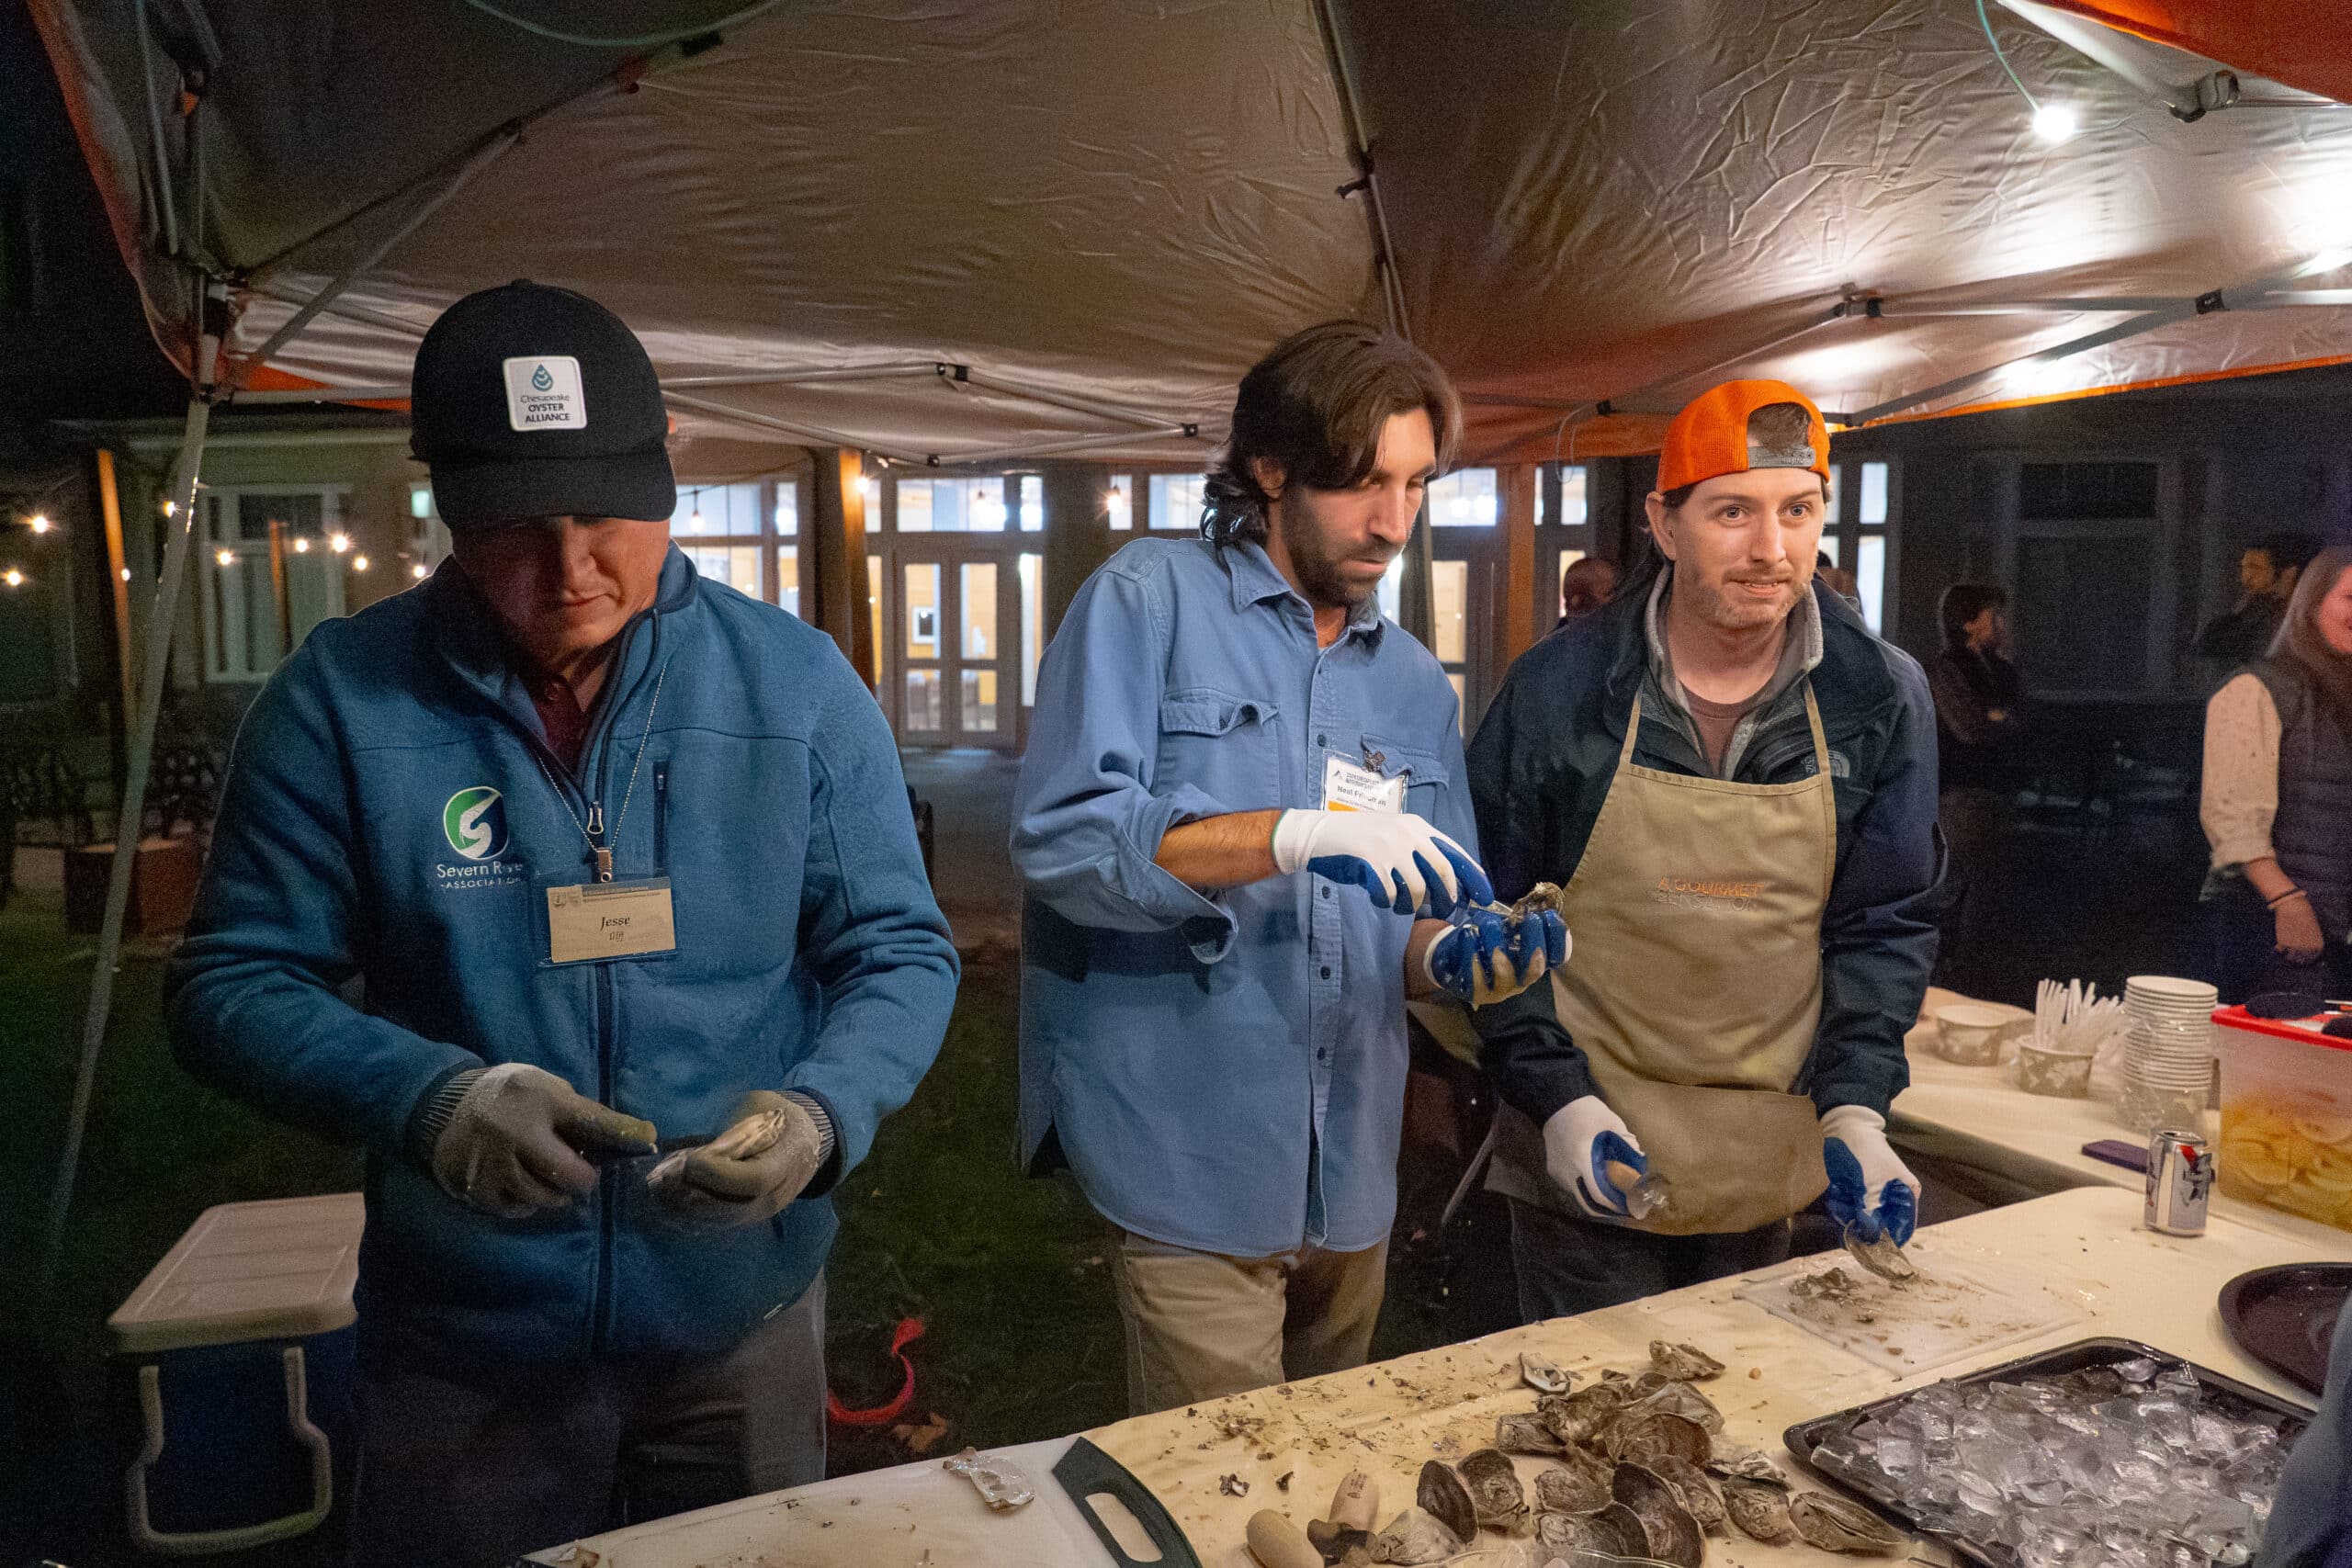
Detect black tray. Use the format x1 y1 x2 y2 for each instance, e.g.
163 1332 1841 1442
1783 1337 2314 1568
2221 1264 2351 1399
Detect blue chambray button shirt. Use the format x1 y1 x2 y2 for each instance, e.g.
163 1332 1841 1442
1012 536 1477 1257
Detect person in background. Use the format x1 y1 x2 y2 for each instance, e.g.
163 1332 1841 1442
1012 321 1566 1414
1928 583 2022 995
1467 379 1939 1320
1555 555 1621 629
2199 532 2321 682
2199 545 2352 1002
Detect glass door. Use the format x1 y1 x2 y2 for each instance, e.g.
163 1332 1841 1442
887 547 1020 749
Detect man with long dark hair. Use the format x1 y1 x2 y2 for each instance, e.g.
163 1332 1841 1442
1012 321 1565 1412
1929 582 2022 992
1464 379 1940 1319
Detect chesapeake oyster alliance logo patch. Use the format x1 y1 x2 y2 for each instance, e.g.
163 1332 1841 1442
501 355 586 431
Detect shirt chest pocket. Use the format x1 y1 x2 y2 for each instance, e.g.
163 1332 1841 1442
1359 732 1450 820
1157 688 1282 807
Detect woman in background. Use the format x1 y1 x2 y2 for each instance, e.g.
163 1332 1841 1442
2199 545 2352 1002
1929 583 2022 994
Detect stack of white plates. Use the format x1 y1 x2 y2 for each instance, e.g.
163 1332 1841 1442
2118 975 2218 1131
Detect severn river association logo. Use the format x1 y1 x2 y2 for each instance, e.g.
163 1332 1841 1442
442 786 509 862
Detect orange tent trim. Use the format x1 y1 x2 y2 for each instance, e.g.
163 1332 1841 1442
2027 2 2352 109
240 364 413 414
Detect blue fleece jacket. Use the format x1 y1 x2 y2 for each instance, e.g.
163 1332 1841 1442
165 550 957 1365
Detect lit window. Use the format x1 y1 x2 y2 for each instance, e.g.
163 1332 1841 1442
1559 466 1589 526
1019 475 1044 533
1429 468 1498 526
1018 553 1043 705
671 482 763 536
1860 462 1889 525
1148 474 1204 530
897 479 933 533
409 484 434 520
1857 536 1886 634
775 545 799 618
775 480 798 535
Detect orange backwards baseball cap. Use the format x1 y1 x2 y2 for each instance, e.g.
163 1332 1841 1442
1656 378 1830 494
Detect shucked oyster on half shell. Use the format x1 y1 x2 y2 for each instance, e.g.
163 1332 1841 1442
1415 1459 1478 1547
1603 1410 1713 1468
1789 1491 1912 1556
1612 1463 1706 1568
1723 1480 1796 1545
1626 1378 1725 1434
1369 1507 1464 1565
1457 1448 1528 1529
1532 1446 1614 1515
1649 1340 1726 1382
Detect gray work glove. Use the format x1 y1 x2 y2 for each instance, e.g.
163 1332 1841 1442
428 1062 656 1220
646 1090 825 1231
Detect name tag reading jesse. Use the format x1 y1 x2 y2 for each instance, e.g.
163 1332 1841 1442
546 878 677 964
1323 753 1405 814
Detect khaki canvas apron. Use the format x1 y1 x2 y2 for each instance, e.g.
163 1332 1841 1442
1483 685 1838 1235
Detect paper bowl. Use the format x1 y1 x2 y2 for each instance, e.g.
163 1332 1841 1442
2018 1041 2097 1098
1932 1004 2015 1066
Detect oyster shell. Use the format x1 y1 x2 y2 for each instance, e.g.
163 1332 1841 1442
1649 1455 1727 1536
1369 1507 1464 1565
1538 1385 1625 1446
1613 1463 1705 1568
1532 1448 1614 1514
1458 1448 1528 1529
1536 1504 1650 1558
1603 1410 1712 1467
1703 1444 1786 1485
1789 1492 1911 1556
1723 1481 1796 1545
1304 1519 1372 1565
1627 1379 1724 1434
1649 1341 1726 1382
1415 1459 1477 1547
1496 1413 1565 1456
1521 1349 1574 1394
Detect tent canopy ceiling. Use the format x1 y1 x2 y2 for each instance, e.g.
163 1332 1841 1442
31 0 2352 473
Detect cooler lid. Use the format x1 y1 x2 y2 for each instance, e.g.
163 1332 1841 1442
2213 1005 2352 1054
108 1191 365 1354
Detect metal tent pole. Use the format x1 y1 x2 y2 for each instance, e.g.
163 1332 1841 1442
43 309 221 1285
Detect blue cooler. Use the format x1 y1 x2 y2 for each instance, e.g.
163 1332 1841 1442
107 1192 364 1556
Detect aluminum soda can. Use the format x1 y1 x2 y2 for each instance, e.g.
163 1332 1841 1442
2146 1127 2213 1236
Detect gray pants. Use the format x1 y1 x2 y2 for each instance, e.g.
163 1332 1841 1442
1508 1200 1791 1323
349 1275 827 1568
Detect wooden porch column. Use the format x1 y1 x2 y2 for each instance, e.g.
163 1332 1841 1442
806 447 876 688
1042 463 1117 642
1496 464 1537 689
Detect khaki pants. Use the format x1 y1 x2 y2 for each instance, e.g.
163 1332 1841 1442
1112 1233 1388 1416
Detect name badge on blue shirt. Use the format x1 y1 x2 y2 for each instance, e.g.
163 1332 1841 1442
1323 753 1404 814
544 877 677 964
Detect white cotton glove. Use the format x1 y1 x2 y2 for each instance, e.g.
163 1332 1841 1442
646 1091 827 1231
1541 1095 1648 1222
428 1063 656 1220
1270 810 1494 919
1820 1103 1921 1246
1424 907 1571 1007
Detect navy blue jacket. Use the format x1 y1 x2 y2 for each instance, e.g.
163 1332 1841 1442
1465 577 1939 1124
166 551 958 1364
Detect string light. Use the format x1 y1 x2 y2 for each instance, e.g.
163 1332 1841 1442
293 536 311 553
857 477 878 502
119 568 131 581
352 554 370 571
411 561 428 580
2031 103 2078 143
162 501 176 517
329 532 351 553
214 548 235 568
28 513 51 534
3 568 23 588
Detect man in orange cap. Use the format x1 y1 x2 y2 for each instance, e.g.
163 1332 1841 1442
1463 379 1941 1318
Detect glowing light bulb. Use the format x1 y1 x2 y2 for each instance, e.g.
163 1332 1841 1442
857 478 878 501
3 568 22 588
1104 489 1128 511
330 532 351 553
2031 103 2077 143
162 501 176 517
411 562 428 580
293 536 311 553
352 554 370 571
215 548 235 568
28 513 51 534
119 568 131 581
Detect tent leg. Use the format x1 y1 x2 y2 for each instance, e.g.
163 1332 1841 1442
42 321 219 1287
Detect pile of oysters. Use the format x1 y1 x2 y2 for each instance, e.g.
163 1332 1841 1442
1247 1339 1908 1567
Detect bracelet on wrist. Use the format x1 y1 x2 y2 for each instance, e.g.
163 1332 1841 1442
2268 887 2311 909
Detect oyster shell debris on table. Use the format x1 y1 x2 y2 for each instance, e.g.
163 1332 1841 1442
1369 1506 1463 1564
1414 1459 1478 1547
1456 1448 1528 1529
1613 1462 1706 1568
1649 1340 1726 1382
1789 1490 1913 1556
1536 1503 1651 1558
1520 1348 1574 1394
1724 1479 1797 1544
1603 1410 1712 1467
1648 1454 1728 1535
1496 1412 1565 1455
1532 1446 1614 1514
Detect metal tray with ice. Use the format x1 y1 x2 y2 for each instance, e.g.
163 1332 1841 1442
1783 1337 2312 1568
